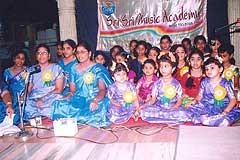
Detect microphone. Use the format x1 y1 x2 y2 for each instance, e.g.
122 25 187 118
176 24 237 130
229 28 240 34
215 18 240 33
26 65 41 74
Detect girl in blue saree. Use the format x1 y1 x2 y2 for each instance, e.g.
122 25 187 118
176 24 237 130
52 41 113 128
25 44 64 119
58 39 78 96
3 50 29 124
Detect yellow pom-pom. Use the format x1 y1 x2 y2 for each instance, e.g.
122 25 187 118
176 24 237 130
223 68 234 81
83 72 94 84
164 85 176 99
21 71 27 80
42 70 53 82
123 91 135 104
214 85 227 101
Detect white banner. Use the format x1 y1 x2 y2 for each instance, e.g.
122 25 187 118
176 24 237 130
97 0 207 51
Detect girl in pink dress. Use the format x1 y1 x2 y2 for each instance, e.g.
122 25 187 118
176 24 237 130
136 59 158 106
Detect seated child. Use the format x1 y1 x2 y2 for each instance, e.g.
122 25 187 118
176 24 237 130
218 44 239 97
136 59 158 105
138 54 189 124
107 63 139 124
181 49 205 106
187 58 240 126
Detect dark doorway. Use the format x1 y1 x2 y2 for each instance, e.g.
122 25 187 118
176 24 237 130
0 0 59 71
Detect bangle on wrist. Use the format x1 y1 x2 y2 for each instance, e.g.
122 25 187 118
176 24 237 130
6 102 12 106
92 98 98 103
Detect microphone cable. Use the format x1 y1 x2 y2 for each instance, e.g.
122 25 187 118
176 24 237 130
33 124 119 144
25 123 179 144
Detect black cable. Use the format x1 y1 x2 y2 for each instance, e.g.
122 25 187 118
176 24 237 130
108 124 179 136
34 125 119 144
0 143 14 154
166 124 179 130
132 125 166 136
26 123 179 144
133 124 179 136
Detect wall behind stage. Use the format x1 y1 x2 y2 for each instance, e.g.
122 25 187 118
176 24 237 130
76 0 230 51
207 0 230 44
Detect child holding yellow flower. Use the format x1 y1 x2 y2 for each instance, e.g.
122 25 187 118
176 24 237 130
187 58 240 126
139 54 189 124
107 63 139 124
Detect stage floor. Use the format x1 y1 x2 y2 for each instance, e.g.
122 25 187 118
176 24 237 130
1 118 240 160
175 125 240 160
0 124 177 160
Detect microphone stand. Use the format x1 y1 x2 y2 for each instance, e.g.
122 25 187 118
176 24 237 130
16 71 33 138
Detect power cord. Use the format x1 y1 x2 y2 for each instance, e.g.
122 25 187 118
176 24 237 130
25 123 179 144
34 124 119 144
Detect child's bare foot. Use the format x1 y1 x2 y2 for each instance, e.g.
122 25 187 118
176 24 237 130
133 111 140 121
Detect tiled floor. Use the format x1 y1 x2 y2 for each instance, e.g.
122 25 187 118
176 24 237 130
0 124 177 160
175 125 240 160
1 117 240 160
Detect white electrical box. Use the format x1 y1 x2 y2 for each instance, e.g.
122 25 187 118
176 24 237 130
53 118 78 137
